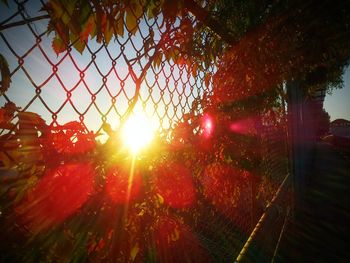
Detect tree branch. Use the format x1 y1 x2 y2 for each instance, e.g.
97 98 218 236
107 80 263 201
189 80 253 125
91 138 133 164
0 15 50 31
184 0 236 45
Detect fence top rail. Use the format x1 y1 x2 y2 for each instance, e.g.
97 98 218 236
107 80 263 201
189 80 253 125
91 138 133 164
235 172 291 263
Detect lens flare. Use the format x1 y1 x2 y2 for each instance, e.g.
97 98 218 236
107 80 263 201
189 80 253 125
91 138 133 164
122 113 156 154
15 162 95 232
202 114 214 138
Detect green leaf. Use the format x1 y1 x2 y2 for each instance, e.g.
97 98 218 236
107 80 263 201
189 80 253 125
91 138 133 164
49 0 71 24
73 39 86 54
80 15 95 42
70 33 86 54
0 54 11 94
77 1 91 25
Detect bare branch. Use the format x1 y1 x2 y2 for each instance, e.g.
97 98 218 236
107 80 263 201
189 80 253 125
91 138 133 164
0 15 50 31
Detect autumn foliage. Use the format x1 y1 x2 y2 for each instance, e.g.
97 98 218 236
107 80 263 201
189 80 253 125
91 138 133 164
0 91 258 262
2 0 348 261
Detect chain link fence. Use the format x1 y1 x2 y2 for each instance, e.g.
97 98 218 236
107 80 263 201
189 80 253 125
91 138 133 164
0 1 292 262
0 0 213 138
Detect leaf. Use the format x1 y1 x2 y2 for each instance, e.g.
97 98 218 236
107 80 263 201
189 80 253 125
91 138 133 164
102 122 113 135
156 193 164 204
18 112 46 128
0 138 21 169
51 19 70 44
0 54 11 94
115 14 124 37
80 15 95 42
125 7 138 35
104 20 114 44
48 0 71 24
95 9 107 43
170 227 180 241
0 102 18 128
204 72 212 87
0 109 5 124
149 28 154 40
70 33 86 54
130 243 139 261
77 1 91 25
61 121 84 131
129 0 144 22
144 38 152 53
191 63 198 77
153 51 163 69
52 35 66 55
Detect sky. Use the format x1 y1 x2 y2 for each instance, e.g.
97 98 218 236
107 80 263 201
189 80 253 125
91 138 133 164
1 0 349 134
0 1 210 139
324 66 350 121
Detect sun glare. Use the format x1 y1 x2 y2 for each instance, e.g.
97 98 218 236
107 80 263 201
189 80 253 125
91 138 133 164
122 113 156 154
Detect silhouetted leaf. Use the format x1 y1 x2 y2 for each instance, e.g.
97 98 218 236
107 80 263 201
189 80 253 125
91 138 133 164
0 54 11 94
0 102 18 128
204 72 212 87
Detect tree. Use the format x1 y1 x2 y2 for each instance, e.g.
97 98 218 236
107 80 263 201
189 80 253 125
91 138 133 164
1 0 350 262
316 109 331 138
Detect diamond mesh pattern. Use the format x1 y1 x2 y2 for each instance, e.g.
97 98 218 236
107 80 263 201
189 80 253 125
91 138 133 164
0 1 292 262
0 0 213 141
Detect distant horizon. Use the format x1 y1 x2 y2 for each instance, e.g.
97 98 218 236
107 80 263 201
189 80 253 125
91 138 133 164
324 66 350 121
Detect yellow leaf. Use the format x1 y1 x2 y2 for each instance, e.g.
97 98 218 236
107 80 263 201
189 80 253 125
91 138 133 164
104 20 113 44
70 33 86 54
170 227 180 241
130 243 139 261
125 7 138 35
137 209 145 216
115 14 124 37
156 193 164 204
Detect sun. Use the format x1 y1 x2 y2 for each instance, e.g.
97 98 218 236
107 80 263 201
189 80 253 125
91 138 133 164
122 112 156 154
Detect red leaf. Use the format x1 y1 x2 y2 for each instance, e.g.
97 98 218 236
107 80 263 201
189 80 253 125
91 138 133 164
153 162 195 208
16 162 96 232
105 164 142 204
52 35 66 55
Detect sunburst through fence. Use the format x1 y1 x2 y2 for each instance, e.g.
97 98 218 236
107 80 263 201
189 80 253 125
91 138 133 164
0 1 292 262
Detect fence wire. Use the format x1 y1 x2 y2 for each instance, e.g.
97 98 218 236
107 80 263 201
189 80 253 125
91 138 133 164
0 1 292 262
0 0 213 140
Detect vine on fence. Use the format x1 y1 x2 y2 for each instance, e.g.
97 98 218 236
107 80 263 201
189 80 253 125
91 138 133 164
1 0 349 262
0 91 258 262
